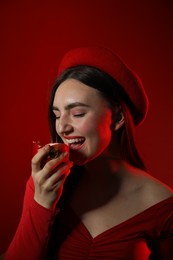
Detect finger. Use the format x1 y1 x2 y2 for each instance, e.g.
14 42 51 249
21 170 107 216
32 145 50 172
45 162 73 189
43 151 69 173
34 153 70 183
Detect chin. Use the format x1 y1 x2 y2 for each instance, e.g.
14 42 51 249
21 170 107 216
70 151 93 166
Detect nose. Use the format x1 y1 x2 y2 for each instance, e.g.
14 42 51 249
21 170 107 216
56 115 73 135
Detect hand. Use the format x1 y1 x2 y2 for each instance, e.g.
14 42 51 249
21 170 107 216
31 144 73 210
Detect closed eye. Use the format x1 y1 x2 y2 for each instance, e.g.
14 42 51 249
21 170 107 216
73 113 85 117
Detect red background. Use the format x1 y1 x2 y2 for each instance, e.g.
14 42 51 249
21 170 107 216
0 0 173 254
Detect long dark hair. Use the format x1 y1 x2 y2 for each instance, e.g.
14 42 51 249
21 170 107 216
48 65 146 171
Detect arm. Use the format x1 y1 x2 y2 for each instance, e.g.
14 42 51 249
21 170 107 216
4 177 55 260
5 145 73 260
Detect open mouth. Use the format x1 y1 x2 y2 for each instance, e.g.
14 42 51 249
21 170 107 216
65 137 85 149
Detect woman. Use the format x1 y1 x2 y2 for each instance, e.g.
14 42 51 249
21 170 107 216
4 47 173 259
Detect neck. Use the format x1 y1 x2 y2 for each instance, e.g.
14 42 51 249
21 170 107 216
83 155 126 183
69 158 133 212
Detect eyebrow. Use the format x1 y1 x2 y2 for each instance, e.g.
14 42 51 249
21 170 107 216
52 102 90 111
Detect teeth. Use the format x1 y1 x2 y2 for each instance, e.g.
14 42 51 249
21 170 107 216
66 138 85 144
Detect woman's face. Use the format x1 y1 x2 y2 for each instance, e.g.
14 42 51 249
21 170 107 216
52 79 113 165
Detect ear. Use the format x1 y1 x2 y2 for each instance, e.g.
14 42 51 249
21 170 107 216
114 112 125 131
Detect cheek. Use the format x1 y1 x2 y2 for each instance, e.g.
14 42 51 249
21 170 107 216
86 111 112 136
71 113 95 134
83 119 95 132
86 114 112 145
97 123 112 148
78 122 97 140
97 113 112 138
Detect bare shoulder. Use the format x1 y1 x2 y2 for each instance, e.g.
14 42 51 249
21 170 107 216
135 169 173 206
119 164 173 216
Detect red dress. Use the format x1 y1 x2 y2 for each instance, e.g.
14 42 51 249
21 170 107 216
5 177 173 260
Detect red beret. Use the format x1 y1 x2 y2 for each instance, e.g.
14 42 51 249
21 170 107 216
58 46 149 126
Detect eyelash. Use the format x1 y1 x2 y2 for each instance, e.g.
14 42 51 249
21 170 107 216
73 113 85 117
53 113 85 120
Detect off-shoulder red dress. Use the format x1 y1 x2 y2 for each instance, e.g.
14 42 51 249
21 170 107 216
5 177 173 260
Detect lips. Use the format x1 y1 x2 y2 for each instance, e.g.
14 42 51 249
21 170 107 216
63 136 85 150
